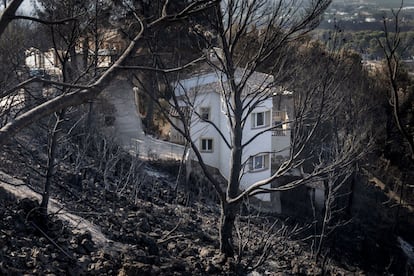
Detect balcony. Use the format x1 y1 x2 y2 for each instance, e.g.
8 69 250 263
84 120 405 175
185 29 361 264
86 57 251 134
272 129 288 136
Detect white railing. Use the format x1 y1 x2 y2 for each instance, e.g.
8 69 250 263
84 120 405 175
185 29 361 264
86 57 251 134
272 129 288 136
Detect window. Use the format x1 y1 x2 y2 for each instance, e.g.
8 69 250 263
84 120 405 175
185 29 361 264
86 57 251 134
200 107 210 120
272 120 286 136
253 155 264 170
272 110 288 136
200 138 213 152
256 112 264 126
251 111 270 129
249 154 269 172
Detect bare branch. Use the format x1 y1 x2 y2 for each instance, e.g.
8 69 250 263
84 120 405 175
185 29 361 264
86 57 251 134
0 1 217 146
119 56 207 72
1 78 92 99
12 15 78 25
378 5 414 162
0 0 23 36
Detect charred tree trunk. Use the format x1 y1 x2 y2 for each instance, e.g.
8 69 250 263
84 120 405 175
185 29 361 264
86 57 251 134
219 60 243 256
82 36 89 71
40 109 65 223
220 201 239 257
135 71 155 134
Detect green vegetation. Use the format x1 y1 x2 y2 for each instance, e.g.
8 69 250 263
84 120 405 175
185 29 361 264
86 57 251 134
314 29 414 59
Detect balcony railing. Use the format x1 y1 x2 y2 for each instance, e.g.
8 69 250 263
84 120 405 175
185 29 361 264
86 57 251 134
272 129 288 136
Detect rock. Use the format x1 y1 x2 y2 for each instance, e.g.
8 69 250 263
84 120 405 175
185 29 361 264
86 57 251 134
138 217 151 233
67 265 83 276
167 242 176 251
160 259 186 272
199 247 215 258
78 255 91 271
89 259 106 273
188 257 203 271
75 245 86 255
205 262 219 274
80 238 95 253
212 253 226 265
135 255 159 265
26 260 35 268
17 198 39 215
103 260 114 270
149 230 162 239
118 262 152 276
51 261 60 268
78 232 92 242
57 237 66 243
180 247 198 258
151 265 161 275
138 235 159 256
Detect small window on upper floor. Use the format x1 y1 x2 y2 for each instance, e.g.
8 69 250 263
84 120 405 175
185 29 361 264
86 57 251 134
200 138 213 152
248 153 269 172
200 107 210 120
251 111 270 129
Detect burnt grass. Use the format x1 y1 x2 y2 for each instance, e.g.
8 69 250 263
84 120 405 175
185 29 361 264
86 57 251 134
0 138 411 275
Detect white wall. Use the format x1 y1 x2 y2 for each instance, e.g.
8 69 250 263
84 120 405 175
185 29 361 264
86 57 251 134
175 70 284 202
25 48 62 76
239 100 273 201
271 134 291 158
218 96 231 184
25 48 56 70
190 91 221 167
216 92 273 201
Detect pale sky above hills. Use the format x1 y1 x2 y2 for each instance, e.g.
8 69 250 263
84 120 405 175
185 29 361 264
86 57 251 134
333 0 414 6
12 0 414 15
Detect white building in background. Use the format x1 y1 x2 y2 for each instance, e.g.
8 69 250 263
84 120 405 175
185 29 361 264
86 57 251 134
25 47 62 78
170 69 294 204
24 33 121 78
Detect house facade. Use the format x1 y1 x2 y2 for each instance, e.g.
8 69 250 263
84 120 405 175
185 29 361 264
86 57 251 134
25 29 125 78
170 69 294 204
25 47 62 78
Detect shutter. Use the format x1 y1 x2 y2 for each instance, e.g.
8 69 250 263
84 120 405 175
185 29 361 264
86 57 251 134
208 139 213 151
265 111 271 127
251 113 256 128
264 154 269 169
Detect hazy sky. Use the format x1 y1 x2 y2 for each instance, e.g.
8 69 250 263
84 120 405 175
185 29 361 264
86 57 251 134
17 0 33 15
10 0 414 15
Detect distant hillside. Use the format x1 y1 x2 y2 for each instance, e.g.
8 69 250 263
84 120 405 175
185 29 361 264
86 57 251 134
332 0 414 8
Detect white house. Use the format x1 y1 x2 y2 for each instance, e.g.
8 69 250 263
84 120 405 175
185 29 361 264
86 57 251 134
25 47 62 78
170 69 294 205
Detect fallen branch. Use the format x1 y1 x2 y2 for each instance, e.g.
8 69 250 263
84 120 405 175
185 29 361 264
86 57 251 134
157 220 182 244
30 221 76 261
158 234 189 245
